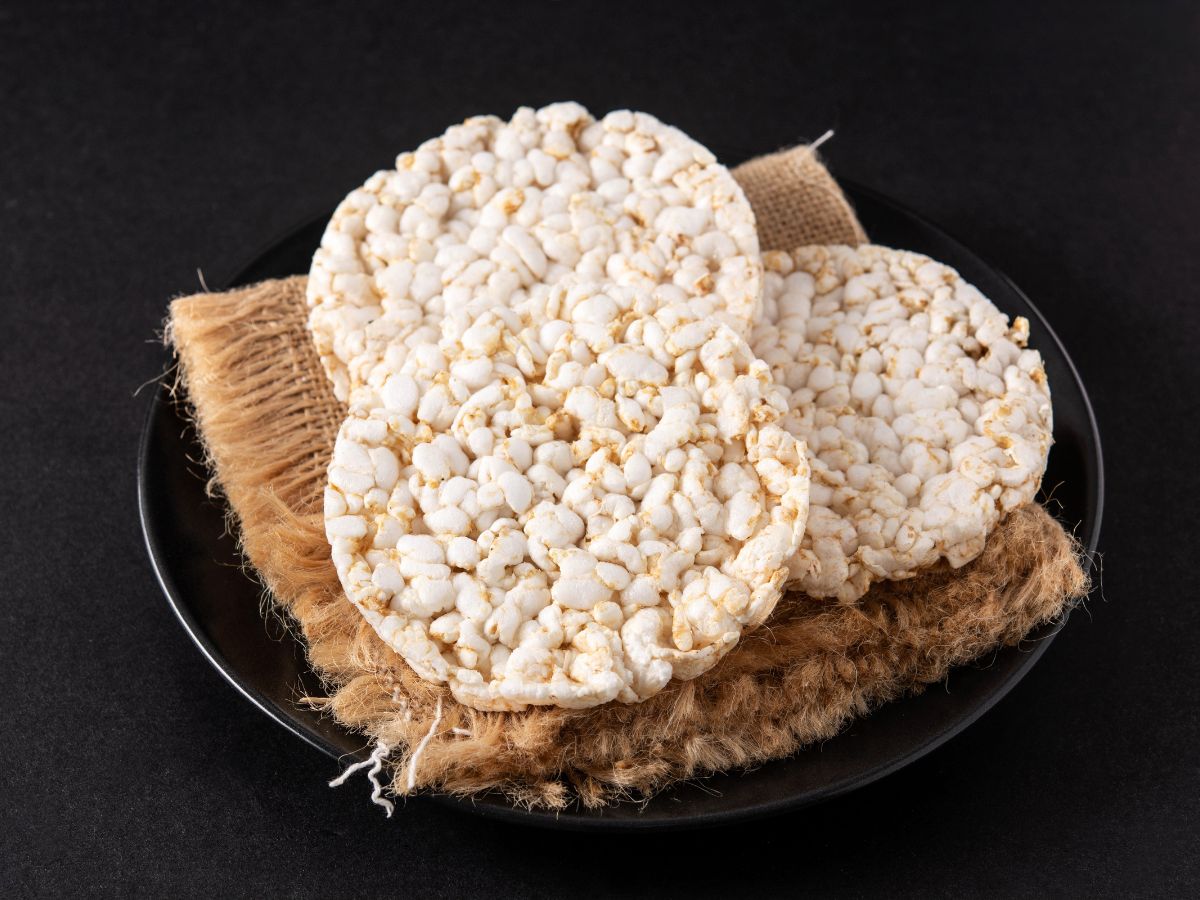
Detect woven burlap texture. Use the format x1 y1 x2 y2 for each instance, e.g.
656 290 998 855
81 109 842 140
167 144 1088 809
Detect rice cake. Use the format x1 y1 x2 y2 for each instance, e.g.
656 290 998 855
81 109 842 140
307 102 761 401
751 245 1053 602
325 283 810 710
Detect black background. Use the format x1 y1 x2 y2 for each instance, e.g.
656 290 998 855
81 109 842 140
2 1 1198 896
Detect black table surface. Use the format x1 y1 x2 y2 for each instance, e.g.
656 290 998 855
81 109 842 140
2 2 1197 896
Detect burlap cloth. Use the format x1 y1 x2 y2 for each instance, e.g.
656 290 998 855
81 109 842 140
167 145 1088 809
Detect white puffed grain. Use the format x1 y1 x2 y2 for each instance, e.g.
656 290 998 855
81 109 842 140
325 283 810 710
751 244 1054 602
307 103 761 401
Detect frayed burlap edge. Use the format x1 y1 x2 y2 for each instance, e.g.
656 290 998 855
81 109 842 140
165 145 1088 810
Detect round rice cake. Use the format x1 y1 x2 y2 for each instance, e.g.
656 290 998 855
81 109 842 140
307 102 762 402
324 284 810 710
751 244 1053 603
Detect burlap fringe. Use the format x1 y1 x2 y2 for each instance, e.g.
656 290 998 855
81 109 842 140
165 144 1088 810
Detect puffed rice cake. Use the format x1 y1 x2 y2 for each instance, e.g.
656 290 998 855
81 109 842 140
751 244 1053 602
325 282 810 710
307 102 761 402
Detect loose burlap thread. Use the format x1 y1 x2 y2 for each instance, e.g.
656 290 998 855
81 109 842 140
167 144 1089 809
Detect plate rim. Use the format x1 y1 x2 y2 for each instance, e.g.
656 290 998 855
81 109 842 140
139 181 1104 831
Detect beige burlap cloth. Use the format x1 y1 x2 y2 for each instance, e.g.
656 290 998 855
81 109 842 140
168 145 1088 809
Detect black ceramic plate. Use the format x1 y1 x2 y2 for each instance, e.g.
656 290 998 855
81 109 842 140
139 183 1103 831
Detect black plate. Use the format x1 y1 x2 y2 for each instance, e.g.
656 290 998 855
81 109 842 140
139 183 1103 830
